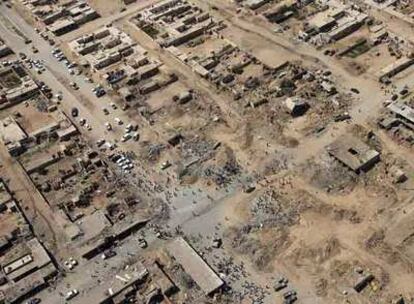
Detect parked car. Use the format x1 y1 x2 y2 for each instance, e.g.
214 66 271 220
65 289 79 300
101 250 116 260
121 133 131 142
138 238 147 248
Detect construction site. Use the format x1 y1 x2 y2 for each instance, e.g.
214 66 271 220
0 0 411 303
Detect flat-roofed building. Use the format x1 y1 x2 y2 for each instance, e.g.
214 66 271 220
0 117 28 156
378 57 414 82
327 135 380 173
168 237 224 295
48 18 77 36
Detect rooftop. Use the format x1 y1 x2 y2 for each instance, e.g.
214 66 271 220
168 237 223 295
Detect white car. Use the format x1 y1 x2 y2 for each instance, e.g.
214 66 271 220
106 142 115 150
110 102 117 109
64 260 74 270
96 139 105 147
121 133 131 142
64 258 77 270
118 160 130 167
55 93 63 101
105 122 112 131
116 157 126 164
125 124 132 133
160 161 171 170
114 118 123 125
65 289 79 300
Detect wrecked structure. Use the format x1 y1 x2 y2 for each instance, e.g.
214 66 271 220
0 64 39 108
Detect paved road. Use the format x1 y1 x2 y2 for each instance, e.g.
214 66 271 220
0 3 158 151
0 1 405 303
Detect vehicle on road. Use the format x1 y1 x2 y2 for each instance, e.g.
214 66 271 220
96 139 105 147
71 107 79 117
70 82 78 90
55 93 63 101
350 87 360 94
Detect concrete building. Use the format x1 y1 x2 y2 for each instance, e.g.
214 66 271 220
378 57 414 82
168 237 224 295
327 14 367 41
387 102 414 127
285 97 309 116
3 238 57 304
0 117 28 156
327 135 380 173
2 78 39 105
243 0 271 10
2 238 56 283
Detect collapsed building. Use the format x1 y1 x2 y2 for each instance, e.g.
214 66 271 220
0 179 57 304
0 109 77 156
378 102 414 145
0 65 39 109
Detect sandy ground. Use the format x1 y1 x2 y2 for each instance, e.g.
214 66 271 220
0 0 413 303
